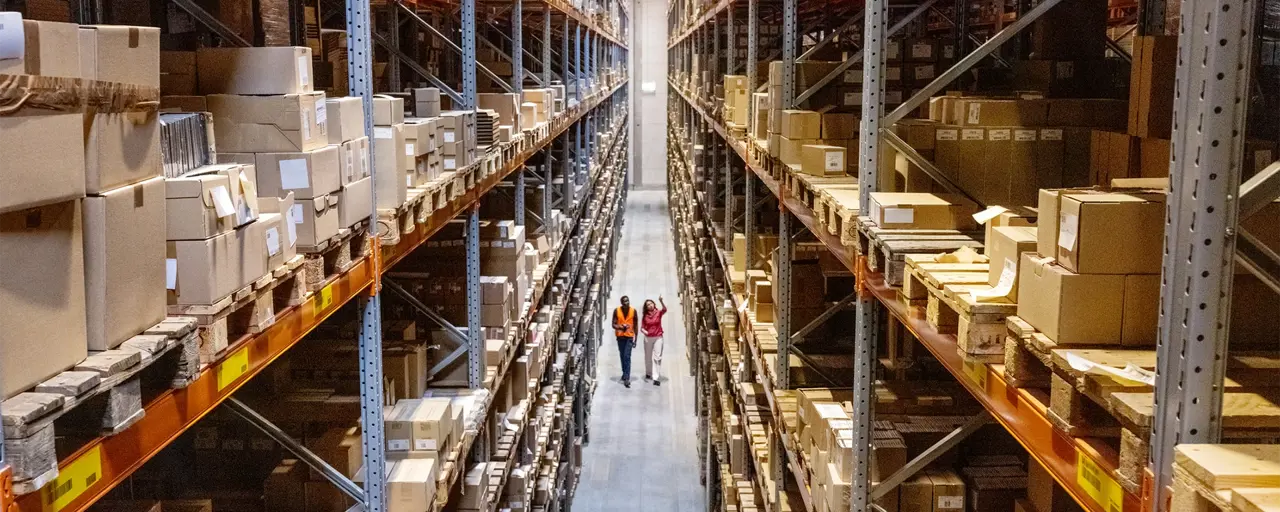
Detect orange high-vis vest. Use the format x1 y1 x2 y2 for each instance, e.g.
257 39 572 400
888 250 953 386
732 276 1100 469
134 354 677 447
614 306 636 337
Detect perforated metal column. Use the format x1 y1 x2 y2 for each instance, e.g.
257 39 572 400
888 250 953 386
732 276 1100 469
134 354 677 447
461 0 477 109
466 207 483 388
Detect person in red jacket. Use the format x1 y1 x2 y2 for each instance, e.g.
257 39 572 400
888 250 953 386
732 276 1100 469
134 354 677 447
641 296 668 386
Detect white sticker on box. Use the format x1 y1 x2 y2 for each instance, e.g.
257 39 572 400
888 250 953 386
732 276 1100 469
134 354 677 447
445 158 456 169
414 439 438 451
297 55 310 87
165 258 177 290
915 65 935 80
972 258 1017 302
936 129 958 141
943 44 955 59
279 159 311 190
361 147 371 176
444 131 456 143
967 103 982 125
345 150 355 181
1041 129 1063 141
912 43 932 59
883 207 914 224
0 13 25 61
844 92 860 106
1058 213 1079 251
210 186 235 217
315 98 327 125
387 439 410 451
266 227 281 256
405 143 415 156
302 115 311 141
843 69 860 83
237 174 258 224
988 129 1011 141
1015 129 1038 142
374 126 394 139
962 129 985 141
938 496 964 509
825 151 843 171
406 174 413 187
1056 61 1075 78
885 90 903 104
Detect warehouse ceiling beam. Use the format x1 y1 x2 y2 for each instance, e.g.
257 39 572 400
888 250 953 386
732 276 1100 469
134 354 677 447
394 1 515 94
884 0 1066 126
170 0 251 47
372 32 466 104
794 0 933 106
383 278 468 348
790 292 857 343
797 11 864 61
870 411 992 499
881 129 984 208
224 398 366 503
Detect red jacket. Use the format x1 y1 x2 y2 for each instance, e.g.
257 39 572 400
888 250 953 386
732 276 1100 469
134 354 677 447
642 306 667 337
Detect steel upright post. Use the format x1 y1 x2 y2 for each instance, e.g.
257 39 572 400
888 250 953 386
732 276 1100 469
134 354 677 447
346 0 385 504
1149 0 1255 505
466 207 483 388
543 5 553 84
461 0 476 110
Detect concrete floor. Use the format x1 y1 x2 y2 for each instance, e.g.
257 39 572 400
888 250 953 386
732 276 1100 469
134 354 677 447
574 189 705 511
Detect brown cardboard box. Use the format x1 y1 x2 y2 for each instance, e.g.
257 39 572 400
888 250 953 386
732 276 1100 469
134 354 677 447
1 112 86 213
336 176 371 228
177 162 260 228
481 302 509 327
292 195 340 247
0 20 82 77
478 93 520 127
247 145 342 199
1089 130 1138 185
821 113 858 139
780 137 820 167
1139 138 1171 178
867 192 978 230
1056 192 1164 274
986 226 1037 301
387 459 437 512
959 99 1047 127
257 201 296 271
159 95 208 112
372 124 408 209
340 136 371 185
159 51 196 95
167 224 237 305
165 171 234 240
79 25 160 87
373 95 405 126
196 47 312 95
207 93 328 153
326 97 366 145
0 201 89 398
84 111 162 194
234 216 268 289
780 110 822 139
84 177 166 350
1128 36 1177 139
1016 253 1157 345
799 145 847 177
929 470 966 512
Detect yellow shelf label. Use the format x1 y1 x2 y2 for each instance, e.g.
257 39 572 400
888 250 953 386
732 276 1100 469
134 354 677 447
1077 449 1124 512
43 446 102 511
217 346 250 391
315 283 336 314
961 358 987 390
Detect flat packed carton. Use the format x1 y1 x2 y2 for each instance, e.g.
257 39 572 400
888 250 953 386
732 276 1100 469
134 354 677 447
1 201 89 398
0 19 82 77
292 195 340 247
84 176 167 350
207 93 328 153
337 177 371 228
1016 253 1159 345
196 47 313 95
326 97 366 144
241 146 342 200
1056 192 1163 274
867 192 978 230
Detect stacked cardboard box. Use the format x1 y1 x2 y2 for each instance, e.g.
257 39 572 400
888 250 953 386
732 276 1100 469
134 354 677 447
404 117 444 186
521 88 557 127
441 111 478 171
409 87 442 117
479 93 521 129
385 397 459 460
326 97 373 228
723 75 750 127
481 276 514 339
373 95 409 209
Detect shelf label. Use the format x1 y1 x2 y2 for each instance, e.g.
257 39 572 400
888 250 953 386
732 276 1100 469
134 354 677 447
217 346 250 391
43 446 102 511
1077 450 1124 512
315 283 336 315
961 358 987 390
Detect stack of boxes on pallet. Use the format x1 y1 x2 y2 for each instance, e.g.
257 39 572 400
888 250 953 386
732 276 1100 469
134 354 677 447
478 87 563 140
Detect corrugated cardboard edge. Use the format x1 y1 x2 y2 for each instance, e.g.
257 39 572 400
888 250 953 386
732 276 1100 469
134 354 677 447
0 73 159 115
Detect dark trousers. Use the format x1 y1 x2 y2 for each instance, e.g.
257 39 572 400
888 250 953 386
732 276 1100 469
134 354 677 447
617 336 634 381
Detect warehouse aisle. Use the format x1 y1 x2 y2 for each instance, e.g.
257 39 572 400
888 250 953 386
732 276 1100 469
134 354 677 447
575 189 704 511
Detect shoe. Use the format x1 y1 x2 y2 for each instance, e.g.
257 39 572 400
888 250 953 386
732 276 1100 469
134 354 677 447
654 380 661 386
644 375 652 382
624 380 631 388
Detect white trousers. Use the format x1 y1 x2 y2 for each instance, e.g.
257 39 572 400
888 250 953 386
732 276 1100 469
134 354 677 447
643 334 665 380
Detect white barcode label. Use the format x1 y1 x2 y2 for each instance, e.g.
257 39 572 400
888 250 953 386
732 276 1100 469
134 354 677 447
278 159 311 190
297 55 310 87
936 129 958 141
0 13 25 61
315 98 327 125
962 129 985 141
387 439 410 451
967 103 982 124
266 227 281 256
883 207 914 224
988 129 1011 141
165 259 177 290
1058 213 1079 251
414 439 438 451
1015 129 1037 141
1041 129 1064 141
825 151 843 171
374 126 394 139
938 496 964 509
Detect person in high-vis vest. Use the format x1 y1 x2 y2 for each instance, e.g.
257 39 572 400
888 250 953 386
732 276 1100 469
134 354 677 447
612 296 639 387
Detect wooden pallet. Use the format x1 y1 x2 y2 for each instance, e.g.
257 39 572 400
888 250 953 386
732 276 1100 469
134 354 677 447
3 318 199 492
814 186 861 246
1172 445 1280 512
902 254 1014 356
855 218 985 286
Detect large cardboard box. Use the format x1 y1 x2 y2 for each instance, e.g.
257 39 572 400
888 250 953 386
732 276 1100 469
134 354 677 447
84 177 166 350
387 459 437 512
1017 254 1159 345
165 171 234 240
292 195 340 247
374 95 405 126
175 163 259 228
799 145 846 177
340 136 371 185
326 97 366 144
160 51 196 95
337 177 371 228
0 201 89 398
780 137 819 166
207 93 328 153
245 145 342 199
985 226 1037 302
867 192 978 230
168 229 237 306
84 112 162 194
0 19 82 77
779 110 822 139
372 124 408 209
1056 192 1164 274
258 194 299 265
478 93 520 127
1128 36 1178 139
196 47 313 95
1 112 86 213
233 217 268 289
79 25 160 87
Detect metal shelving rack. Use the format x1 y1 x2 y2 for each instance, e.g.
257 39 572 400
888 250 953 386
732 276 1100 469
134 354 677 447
5 0 630 510
666 0 1280 510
